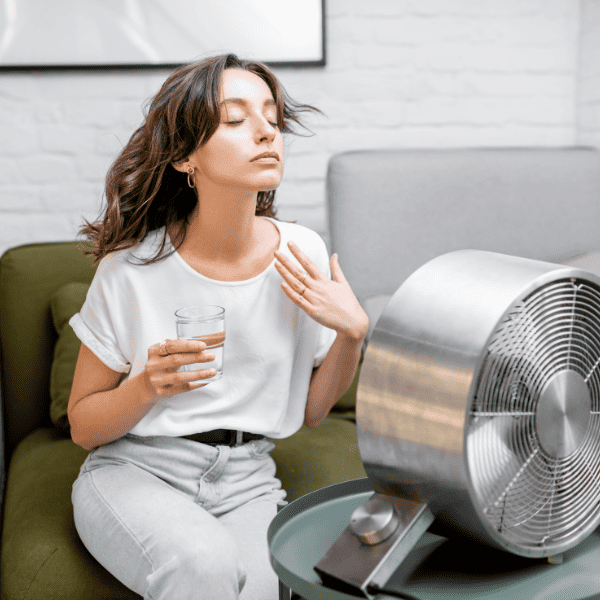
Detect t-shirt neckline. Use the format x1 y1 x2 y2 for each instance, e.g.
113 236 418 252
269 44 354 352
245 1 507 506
166 217 285 286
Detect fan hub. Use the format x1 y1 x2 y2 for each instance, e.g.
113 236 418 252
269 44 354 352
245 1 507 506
536 370 591 459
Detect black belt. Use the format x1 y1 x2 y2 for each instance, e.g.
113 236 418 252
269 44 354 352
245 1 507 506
180 429 264 446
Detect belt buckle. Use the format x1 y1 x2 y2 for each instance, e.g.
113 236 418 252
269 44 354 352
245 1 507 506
229 430 243 446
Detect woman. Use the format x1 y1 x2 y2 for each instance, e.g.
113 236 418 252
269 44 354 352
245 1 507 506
68 53 368 600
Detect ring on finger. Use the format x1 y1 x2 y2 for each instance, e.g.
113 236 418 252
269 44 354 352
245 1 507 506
300 286 307 297
159 340 171 356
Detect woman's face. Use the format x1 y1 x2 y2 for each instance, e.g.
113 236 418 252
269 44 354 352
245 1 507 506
184 68 284 193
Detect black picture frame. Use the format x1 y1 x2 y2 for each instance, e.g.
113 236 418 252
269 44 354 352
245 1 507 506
0 0 326 71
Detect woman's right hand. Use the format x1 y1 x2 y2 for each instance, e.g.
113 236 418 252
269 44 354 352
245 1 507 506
143 339 216 400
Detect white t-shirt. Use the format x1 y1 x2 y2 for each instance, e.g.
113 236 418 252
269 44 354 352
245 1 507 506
69 217 337 439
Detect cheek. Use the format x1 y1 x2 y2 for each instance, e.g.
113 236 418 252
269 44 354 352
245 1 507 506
201 139 241 172
221 149 240 170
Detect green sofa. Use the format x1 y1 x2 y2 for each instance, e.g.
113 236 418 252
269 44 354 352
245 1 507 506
0 240 365 600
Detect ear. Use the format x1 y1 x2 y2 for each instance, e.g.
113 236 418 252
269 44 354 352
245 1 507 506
171 159 191 174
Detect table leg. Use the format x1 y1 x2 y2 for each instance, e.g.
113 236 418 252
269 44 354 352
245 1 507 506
277 502 291 600
279 579 291 600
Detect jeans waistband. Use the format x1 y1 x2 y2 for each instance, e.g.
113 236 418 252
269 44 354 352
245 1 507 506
180 429 264 446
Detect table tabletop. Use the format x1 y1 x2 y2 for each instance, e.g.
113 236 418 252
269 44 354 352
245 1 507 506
269 478 600 600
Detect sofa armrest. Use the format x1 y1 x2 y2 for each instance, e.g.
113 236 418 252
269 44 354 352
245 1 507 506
0 355 5 543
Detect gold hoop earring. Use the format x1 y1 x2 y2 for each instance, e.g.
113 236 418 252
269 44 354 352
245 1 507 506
186 166 195 189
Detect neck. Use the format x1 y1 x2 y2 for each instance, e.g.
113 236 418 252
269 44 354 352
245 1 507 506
176 182 260 262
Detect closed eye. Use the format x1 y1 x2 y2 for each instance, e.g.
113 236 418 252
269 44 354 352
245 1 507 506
225 120 279 128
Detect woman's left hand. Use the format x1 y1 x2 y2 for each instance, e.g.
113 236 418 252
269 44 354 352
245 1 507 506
274 241 369 341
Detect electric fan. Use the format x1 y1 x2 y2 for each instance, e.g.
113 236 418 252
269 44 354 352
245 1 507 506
314 250 600 597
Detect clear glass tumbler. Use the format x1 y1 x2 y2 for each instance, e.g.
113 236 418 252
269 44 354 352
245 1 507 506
175 305 225 382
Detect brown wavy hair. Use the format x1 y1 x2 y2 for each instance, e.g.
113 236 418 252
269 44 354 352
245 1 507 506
80 53 321 265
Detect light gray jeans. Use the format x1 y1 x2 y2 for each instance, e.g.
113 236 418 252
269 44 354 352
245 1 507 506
72 433 287 600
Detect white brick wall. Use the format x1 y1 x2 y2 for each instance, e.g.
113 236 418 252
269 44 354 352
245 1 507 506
0 0 581 257
577 0 600 146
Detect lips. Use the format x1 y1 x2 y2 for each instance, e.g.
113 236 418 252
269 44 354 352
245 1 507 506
251 151 280 161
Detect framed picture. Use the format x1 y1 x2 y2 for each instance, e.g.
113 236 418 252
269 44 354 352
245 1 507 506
0 0 326 70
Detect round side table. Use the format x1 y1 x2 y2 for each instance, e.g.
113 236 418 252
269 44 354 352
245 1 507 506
269 478 600 600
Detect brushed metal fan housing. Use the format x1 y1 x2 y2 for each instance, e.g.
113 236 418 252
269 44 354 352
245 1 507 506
357 250 600 558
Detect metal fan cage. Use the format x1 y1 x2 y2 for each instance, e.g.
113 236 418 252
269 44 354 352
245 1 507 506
468 277 600 552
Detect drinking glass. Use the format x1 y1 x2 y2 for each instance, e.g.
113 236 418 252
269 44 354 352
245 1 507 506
175 305 225 382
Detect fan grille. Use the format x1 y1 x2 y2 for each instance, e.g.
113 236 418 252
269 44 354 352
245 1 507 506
468 278 600 551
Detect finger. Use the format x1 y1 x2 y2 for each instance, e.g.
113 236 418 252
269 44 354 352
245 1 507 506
170 338 210 353
166 379 211 396
286 241 324 280
274 250 311 284
149 339 206 357
196 331 225 349
274 258 308 295
186 351 216 364
281 281 312 310
188 381 210 390
330 254 349 285
163 366 218 384
164 351 216 372
181 367 218 381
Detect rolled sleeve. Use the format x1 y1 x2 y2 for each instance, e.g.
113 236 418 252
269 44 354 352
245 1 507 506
70 313 130 373
68 254 131 374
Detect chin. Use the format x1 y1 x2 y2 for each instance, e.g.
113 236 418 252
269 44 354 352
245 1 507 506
259 182 282 192
256 175 283 192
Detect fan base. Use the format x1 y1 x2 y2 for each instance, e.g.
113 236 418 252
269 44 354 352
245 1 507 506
314 493 433 597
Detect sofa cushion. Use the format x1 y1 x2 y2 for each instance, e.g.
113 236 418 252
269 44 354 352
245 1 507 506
271 418 366 502
0 428 139 600
559 250 600 274
328 148 600 306
49 283 89 435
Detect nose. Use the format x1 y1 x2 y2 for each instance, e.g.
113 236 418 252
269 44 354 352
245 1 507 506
255 115 277 143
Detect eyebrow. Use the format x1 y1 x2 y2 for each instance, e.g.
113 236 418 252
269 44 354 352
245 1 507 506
220 98 276 107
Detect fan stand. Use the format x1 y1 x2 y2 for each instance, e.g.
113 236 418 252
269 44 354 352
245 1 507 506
314 493 435 598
